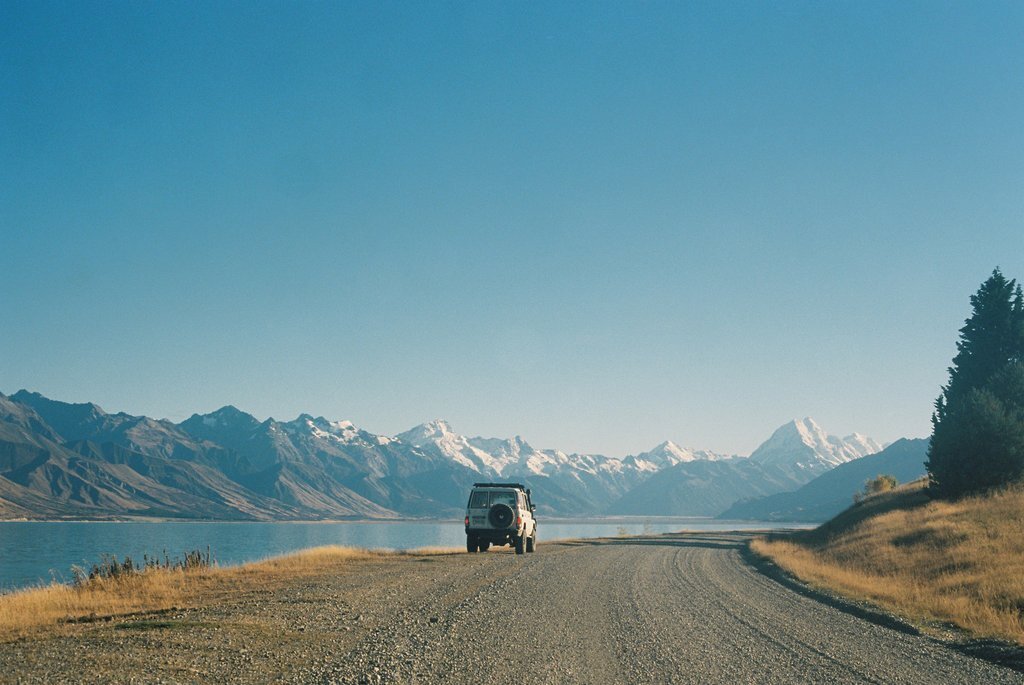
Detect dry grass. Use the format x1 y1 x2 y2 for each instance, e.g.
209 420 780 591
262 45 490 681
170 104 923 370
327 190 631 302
0 544 457 641
217 545 377 581
0 567 197 640
752 479 1024 645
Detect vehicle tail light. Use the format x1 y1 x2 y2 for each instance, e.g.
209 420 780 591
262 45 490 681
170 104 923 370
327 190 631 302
516 516 521 527
464 516 469 526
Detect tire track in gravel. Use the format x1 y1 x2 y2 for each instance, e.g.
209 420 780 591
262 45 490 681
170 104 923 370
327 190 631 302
327 551 538 684
340 543 634 685
592 534 1020 685
664 538 886 684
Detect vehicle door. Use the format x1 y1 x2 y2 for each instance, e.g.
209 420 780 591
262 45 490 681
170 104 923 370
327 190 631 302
468 490 490 528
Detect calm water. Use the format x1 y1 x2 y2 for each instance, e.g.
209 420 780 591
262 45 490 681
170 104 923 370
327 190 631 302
0 519 812 591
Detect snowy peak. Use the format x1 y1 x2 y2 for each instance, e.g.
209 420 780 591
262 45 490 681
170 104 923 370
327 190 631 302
395 419 456 444
750 418 882 476
623 440 735 472
396 420 500 474
425 419 454 434
636 440 731 466
466 434 535 462
398 421 566 477
283 414 361 444
838 432 882 456
650 440 693 463
468 434 560 476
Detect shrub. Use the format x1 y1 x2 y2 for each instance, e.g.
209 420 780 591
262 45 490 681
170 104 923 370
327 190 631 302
854 474 898 503
72 548 212 589
865 474 898 495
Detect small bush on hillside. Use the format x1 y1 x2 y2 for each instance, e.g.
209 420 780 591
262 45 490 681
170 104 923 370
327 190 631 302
866 474 898 494
854 474 898 503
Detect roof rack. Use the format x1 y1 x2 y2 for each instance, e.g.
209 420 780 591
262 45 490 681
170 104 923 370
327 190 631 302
473 482 527 490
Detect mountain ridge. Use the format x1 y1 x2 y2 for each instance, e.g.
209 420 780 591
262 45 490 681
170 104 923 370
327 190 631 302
1 389 890 520
720 438 929 521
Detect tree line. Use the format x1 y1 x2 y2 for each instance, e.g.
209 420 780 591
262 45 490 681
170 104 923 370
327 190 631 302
927 268 1024 498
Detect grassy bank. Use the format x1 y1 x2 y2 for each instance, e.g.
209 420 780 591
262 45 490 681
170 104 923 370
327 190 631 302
752 479 1024 645
0 545 457 641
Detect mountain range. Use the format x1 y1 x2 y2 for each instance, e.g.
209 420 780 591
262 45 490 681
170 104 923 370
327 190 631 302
0 390 900 521
719 438 930 521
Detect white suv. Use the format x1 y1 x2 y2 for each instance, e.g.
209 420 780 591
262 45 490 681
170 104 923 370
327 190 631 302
464 482 537 555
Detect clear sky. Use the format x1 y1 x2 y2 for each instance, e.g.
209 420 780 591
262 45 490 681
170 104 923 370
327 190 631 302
2 1 1023 456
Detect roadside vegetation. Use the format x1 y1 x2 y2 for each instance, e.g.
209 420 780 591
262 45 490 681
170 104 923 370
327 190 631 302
753 479 1024 644
0 545 457 641
756 269 1024 646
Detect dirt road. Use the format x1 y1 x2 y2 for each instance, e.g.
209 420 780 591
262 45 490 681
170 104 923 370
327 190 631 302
2 532 1020 684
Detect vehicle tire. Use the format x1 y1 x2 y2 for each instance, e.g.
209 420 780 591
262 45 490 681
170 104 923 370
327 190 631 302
488 503 515 528
526 534 535 553
466 536 478 553
479 541 490 552
515 535 525 555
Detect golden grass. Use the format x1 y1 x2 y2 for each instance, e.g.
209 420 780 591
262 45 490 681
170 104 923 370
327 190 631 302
0 568 196 640
752 479 1024 645
0 544 459 641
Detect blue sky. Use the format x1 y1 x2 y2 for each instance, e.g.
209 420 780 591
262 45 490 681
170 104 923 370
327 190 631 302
2 1 1023 456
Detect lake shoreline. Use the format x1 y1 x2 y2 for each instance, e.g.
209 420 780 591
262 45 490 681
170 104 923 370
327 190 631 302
0 518 815 592
0 514 816 524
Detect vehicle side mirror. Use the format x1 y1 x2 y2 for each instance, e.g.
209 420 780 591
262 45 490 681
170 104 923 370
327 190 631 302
530 505 536 512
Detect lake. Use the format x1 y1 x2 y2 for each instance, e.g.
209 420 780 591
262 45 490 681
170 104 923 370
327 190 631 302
0 518 814 591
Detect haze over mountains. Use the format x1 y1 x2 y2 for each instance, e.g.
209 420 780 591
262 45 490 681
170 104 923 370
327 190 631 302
0 390 922 521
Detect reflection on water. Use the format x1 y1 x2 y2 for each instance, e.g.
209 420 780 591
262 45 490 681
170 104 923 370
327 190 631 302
0 518 813 591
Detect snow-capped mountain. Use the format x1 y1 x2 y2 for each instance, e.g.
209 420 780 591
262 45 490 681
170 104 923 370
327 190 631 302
392 417 885 514
608 420 883 516
401 424 731 478
1 389 891 520
397 421 657 511
749 418 883 479
399 421 633 479
624 440 734 472
395 420 512 474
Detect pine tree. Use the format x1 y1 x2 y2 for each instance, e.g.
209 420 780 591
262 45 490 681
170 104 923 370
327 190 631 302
927 269 1024 497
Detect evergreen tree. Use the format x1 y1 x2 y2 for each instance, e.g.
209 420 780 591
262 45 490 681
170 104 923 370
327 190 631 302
927 270 1024 497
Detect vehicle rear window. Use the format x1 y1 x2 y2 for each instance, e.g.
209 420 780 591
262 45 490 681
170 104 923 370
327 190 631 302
469 491 490 508
490 491 516 507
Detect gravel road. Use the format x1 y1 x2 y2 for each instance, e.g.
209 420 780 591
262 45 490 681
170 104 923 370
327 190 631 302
2 532 1021 684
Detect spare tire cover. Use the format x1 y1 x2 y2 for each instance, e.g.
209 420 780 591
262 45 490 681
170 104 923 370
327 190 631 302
488 503 515 528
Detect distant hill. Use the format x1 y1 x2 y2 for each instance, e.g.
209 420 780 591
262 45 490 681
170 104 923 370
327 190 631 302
719 438 929 522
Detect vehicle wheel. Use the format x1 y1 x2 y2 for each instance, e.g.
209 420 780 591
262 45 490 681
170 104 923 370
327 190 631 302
488 503 515 528
466 536 478 553
515 535 525 555
479 541 490 552
526 534 535 553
